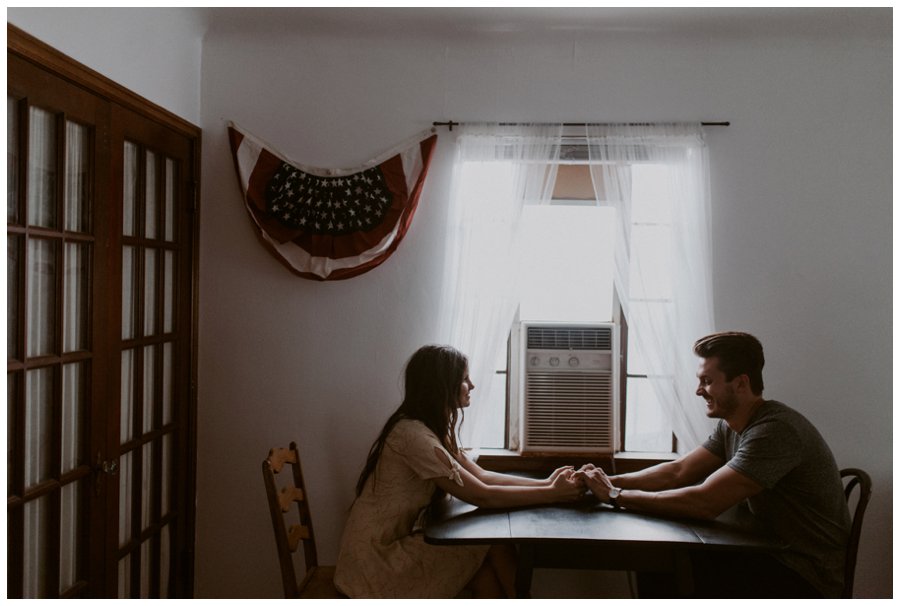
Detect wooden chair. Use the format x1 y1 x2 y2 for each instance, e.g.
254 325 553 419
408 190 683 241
840 468 872 598
262 442 343 598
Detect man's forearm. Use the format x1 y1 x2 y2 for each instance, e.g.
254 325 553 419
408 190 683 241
617 486 722 520
614 464 763 521
610 461 683 492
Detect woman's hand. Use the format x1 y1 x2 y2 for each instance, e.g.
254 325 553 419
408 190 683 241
548 468 587 502
546 465 575 484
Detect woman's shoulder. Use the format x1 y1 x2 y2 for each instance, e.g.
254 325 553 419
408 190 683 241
391 418 436 437
387 418 441 450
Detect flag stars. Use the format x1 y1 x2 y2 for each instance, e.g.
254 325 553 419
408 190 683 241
266 162 390 235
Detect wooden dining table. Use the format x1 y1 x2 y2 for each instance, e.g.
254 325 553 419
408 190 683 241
424 494 787 597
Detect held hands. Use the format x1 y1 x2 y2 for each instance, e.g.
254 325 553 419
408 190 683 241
577 464 617 504
547 466 587 502
544 464 620 504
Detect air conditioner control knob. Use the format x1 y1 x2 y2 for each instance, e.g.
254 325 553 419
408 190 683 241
568 356 579 368
530 356 540 366
549 356 560 367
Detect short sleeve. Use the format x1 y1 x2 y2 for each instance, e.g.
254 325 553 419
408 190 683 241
385 420 464 486
728 418 802 489
702 420 728 459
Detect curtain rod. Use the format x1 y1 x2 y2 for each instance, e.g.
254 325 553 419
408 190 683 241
433 120 730 131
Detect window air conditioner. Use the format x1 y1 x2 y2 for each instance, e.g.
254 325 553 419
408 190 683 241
515 322 619 453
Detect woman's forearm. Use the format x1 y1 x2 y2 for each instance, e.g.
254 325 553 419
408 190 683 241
436 456 583 509
464 483 561 508
476 469 549 487
458 455 553 487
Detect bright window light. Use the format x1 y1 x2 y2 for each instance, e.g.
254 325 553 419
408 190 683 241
463 162 676 453
519 205 615 323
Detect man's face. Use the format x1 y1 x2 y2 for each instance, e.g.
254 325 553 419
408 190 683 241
696 356 740 419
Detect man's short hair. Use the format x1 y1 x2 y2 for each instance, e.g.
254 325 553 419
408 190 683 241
693 331 765 395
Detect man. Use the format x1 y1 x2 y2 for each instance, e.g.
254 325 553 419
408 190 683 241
581 331 850 597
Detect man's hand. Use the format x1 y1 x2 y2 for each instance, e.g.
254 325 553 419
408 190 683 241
580 466 617 504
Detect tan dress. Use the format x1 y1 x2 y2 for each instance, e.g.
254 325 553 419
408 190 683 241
334 419 490 598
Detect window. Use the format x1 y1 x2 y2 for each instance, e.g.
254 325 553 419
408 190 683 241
474 164 676 453
445 124 712 456
623 163 679 453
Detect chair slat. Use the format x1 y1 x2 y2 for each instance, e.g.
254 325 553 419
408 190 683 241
287 524 312 551
267 447 297 473
279 486 305 511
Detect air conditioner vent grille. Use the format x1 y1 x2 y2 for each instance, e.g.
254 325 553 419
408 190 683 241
524 371 613 449
526 326 612 351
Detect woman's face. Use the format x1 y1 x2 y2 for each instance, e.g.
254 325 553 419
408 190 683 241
457 368 474 409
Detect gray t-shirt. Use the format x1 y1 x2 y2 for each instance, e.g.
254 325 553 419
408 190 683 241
702 400 850 597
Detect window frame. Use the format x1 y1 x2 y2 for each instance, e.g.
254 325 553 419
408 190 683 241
480 162 678 458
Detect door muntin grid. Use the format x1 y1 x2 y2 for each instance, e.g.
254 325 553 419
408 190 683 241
8 97 94 598
118 139 179 598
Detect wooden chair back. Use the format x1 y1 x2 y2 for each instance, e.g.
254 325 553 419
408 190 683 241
262 442 322 598
840 467 872 598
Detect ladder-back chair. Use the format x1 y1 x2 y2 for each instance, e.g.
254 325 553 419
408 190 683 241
262 442 343 598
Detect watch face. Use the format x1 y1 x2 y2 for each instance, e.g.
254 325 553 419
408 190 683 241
609 487 621 499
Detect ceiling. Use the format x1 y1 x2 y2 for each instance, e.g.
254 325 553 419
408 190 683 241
202 7 891 40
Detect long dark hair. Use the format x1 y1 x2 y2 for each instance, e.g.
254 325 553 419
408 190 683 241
354 345 467 497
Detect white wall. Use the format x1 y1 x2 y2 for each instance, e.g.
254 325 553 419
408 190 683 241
7 9 892 599
7 7 205 125
199 27 891 598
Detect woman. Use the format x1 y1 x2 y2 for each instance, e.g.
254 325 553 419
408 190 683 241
334 345 585 598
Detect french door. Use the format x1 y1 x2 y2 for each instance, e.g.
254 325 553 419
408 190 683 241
7 27 199 598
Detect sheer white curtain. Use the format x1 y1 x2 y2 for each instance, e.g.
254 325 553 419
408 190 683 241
586 123 716 450
438 124 562 451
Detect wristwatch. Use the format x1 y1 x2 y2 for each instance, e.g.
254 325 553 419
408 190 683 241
608 487 622 509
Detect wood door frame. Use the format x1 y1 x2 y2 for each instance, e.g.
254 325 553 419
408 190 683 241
8 23 202 597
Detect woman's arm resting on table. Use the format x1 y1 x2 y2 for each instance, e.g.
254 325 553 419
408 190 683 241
457 452 572 487
432 447 583 509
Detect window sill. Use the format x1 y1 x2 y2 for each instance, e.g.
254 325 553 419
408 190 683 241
474 448 678 475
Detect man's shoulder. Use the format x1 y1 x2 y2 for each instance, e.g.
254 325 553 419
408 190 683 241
745 400 828 449
754 400 817 428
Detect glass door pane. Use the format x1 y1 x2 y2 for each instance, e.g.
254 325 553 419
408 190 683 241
64 122 91 233
9 95 20 223
63 242 90 353
24 367 54 487
26 107 58 229
26 232 57 359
